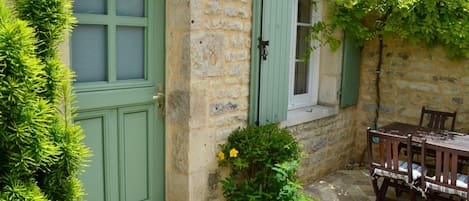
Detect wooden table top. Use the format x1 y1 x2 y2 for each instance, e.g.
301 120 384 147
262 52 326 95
371 122 469 152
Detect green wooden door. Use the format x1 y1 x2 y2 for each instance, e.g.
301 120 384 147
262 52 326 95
70 0 165 200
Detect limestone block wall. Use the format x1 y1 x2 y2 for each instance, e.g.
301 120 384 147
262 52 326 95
351 38 469 162
288 107 356 184
166 0 252 200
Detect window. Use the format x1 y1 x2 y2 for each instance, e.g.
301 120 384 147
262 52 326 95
71 0 149 87
288 0 322 109
249 0 359 126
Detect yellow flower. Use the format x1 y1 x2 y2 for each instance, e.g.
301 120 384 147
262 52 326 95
229 148 239 158
217 151 225 160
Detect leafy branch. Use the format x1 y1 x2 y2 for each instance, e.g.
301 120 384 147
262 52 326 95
311 0 469 59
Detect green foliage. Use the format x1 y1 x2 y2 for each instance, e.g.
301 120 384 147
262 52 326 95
217 124 316 201
0 2 54 199
0 0 89 200
14 0 74 56
273 161 316 201
15 0 75 103
312 0 469 58
0 175 48 201
14 0 90 200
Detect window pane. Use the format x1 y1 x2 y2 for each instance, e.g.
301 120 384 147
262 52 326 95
72 25 107 82
298 0 312 23
296 26 310 58
117 0 145 17
294 62 308 95
117 26 145 80
74 0 106 14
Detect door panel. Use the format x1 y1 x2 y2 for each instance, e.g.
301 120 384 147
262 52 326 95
72 0 165 200
119 106 151 201
77 115 106 201
76 110 119 201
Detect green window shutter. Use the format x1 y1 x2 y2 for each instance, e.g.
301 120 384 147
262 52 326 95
340 32 362 107
250 0 293 125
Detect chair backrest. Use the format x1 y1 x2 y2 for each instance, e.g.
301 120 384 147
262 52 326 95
367 128 414 183
419 107 457 131
421 139 469 198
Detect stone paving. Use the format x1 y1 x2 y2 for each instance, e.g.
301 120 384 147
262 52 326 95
304 168 421 201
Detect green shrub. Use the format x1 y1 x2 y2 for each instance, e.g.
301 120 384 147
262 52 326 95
218 124 316 201
15 0 90 200
0 2 54 200
0 0 89 200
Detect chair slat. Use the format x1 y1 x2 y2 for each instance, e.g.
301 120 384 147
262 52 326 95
392 141 399 170
385 139 392 168
443 151 450 183
439 116 446 130
428 114 436 128
436 150 442 179
451 154 457 186
379 140 385 165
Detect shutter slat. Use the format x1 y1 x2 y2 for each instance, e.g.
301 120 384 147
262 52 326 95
340 31 361 107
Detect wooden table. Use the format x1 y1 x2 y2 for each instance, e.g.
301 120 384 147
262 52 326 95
373 122 469 152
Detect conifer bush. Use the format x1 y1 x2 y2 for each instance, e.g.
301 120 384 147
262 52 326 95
0 0 89 200
0 3 54 200
15 0 90 200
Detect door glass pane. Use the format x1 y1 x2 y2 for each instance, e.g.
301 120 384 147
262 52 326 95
298 0 312 23
117 26 145 80
294 62 308 95
72 25 107 83
74 0 106 14
296 26 310 58
117 0 145 17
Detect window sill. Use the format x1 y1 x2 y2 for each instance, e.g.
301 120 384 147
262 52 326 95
280 105 339 127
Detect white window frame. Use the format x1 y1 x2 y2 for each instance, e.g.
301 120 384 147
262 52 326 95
288 0 322 110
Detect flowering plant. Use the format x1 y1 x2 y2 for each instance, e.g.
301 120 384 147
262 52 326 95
217 124 316 201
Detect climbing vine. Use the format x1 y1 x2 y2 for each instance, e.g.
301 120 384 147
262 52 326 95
312 0 469 58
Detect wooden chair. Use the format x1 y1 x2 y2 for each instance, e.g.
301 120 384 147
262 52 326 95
368 128 420 201
420 139 469 200
419 107 457 131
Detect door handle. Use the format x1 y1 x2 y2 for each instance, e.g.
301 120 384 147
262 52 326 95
152 93 164 100
153 84 165 115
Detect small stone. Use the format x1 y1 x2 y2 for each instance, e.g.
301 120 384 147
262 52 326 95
398 52 410 60
452 97 464 105
208 171 220 192
210 103 224 115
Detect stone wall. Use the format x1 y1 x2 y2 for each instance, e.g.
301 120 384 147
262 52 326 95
166 0 252 200
351 38 469 162
288 106 357 184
